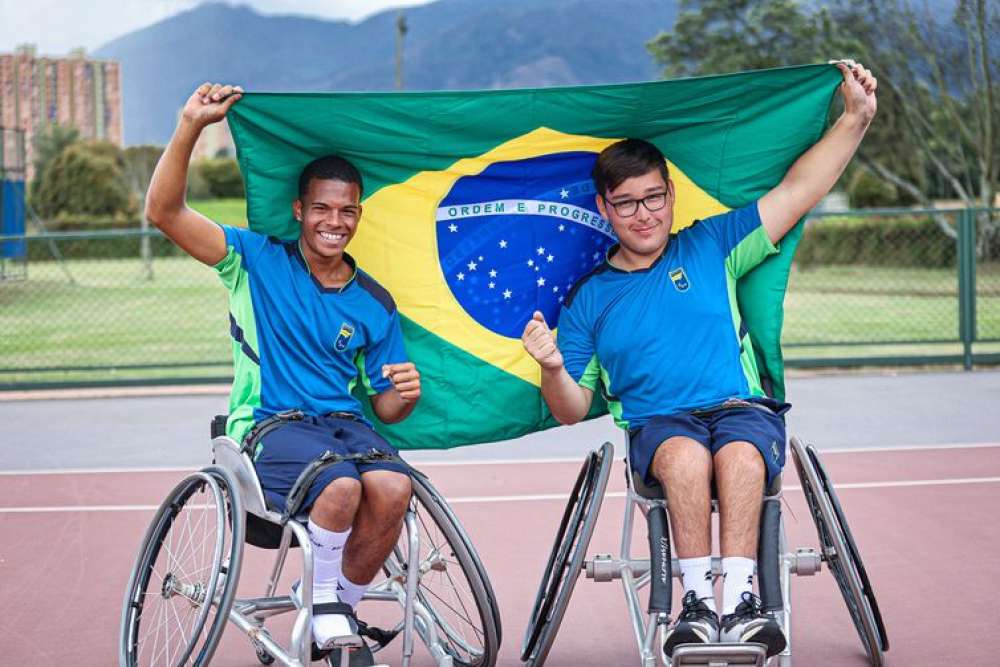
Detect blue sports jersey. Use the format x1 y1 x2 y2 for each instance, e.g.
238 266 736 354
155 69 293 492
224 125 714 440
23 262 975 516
214 225 408 441
557 202 778 429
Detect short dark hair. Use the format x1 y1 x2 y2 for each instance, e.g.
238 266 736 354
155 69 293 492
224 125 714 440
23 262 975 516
297 155 364 200
592 139 670 197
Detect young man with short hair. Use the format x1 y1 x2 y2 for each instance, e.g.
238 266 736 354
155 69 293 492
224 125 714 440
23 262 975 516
146 82 421 660
522 62 877 657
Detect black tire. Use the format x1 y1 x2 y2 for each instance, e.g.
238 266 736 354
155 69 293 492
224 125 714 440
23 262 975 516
521 442 613 666
375 472 501 666
790 437 887 667
120 467 245 666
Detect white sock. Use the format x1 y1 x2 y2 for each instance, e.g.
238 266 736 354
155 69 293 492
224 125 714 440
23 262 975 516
678 556 717 613
722 557 756 616
307 519 352 644
337 572 370 608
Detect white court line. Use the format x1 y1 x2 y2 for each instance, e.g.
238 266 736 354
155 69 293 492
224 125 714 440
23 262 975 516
2 476 998 514
2 441 999 477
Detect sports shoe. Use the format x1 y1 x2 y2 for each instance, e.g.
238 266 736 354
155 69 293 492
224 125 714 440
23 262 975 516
290 580 359 655
662 590 720 656
719 591 787 657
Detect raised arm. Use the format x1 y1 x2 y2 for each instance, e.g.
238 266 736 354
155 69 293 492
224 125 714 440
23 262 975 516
522 311 594 425
145 82 243 266
758 61 878 244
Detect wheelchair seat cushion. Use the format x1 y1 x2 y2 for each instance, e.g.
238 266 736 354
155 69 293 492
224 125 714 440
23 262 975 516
629 399 790 491
254 413 409 514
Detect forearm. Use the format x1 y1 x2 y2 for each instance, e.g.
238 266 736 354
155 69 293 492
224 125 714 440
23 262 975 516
759 112 873 243
540 366 592 425
145 119 202 224
780 111 870 212
372 390 417 424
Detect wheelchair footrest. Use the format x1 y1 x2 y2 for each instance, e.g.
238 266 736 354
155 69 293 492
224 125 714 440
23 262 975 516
670 642 767 666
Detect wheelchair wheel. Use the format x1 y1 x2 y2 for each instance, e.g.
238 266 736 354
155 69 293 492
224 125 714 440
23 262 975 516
521 441 613 666
120 466 245 666
790 437 888 667
377 471 501 666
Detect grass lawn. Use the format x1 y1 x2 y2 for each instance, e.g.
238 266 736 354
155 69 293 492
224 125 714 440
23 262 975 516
2 256 998 386
189 198 247 227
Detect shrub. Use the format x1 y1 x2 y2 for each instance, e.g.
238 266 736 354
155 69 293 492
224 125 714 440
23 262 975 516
32 141 137 223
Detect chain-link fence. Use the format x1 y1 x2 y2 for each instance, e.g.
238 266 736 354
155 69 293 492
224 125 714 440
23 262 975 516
1 208 999 388
0 230 230 387
784 208 1000 368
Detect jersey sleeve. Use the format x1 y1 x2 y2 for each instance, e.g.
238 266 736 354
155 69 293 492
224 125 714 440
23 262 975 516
556 301 600 392
214 225 268 291
358 310 409 396
696 201 779 279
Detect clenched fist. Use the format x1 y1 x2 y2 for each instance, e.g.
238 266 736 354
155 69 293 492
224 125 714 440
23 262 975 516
521 311 564 371
382 362 421 403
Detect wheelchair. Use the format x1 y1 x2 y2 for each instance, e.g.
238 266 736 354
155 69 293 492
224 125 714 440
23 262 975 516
119 415 502 667
521 435 889 667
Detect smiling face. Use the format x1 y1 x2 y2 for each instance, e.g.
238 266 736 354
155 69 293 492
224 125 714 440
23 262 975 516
595 168 676 270
293 177 362 263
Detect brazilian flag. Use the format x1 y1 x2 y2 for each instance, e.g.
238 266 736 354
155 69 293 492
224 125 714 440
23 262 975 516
227 64 841 450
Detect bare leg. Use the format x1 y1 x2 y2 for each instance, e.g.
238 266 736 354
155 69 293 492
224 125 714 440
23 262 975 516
649 436 713 558
714 441 765 558
310 477 362 531
342 470 412 584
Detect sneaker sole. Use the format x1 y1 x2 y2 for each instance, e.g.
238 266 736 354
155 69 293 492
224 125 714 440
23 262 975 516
736 625 787 658
663 626 716 656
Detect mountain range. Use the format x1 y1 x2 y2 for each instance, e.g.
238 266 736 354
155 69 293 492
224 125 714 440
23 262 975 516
94 0 680 145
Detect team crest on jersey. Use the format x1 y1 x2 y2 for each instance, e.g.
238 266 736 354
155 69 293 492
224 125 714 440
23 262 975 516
334 323 355 352
669 267 690 292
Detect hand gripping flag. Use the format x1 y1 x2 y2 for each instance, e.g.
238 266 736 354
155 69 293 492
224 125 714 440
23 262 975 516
227 64 842 450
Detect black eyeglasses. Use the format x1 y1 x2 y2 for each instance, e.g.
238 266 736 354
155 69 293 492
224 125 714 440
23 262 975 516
604 191 668 217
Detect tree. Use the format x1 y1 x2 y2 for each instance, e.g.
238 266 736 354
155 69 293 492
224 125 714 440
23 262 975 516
29 123 79 196
193 158 245 198
33 141 136 223
827 0 999 255
647 0 827 78
647 0 1000 256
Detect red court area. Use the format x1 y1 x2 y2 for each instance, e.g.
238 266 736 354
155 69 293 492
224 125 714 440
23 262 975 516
2 444 999 666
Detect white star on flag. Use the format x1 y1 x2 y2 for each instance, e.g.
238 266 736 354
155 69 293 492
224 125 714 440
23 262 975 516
536 246 545 255
499 240 508 248
457 272 465 281
467 260 478 271
478 255 484 261
527 259 534 267
558 224 565 232
560 188 570 199
537 277 546 286
547 254 554 262
553 285 559 292
503 289 512 299
448 223 458 232
488 281 495 289
489 269 497 277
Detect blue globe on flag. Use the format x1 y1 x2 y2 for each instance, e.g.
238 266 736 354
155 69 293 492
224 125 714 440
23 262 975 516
436 152 617 338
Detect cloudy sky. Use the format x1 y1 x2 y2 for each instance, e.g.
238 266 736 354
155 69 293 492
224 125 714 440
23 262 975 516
0 0 435 55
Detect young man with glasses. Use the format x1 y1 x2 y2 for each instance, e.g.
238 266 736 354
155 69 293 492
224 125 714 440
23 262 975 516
521 62 877 658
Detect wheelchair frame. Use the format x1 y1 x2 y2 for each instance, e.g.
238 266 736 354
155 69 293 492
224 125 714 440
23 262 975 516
521 436 888 667
120 433 501 667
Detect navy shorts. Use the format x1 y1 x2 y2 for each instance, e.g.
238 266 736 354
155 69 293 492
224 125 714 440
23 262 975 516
252 414 409 513
629 398 791 488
